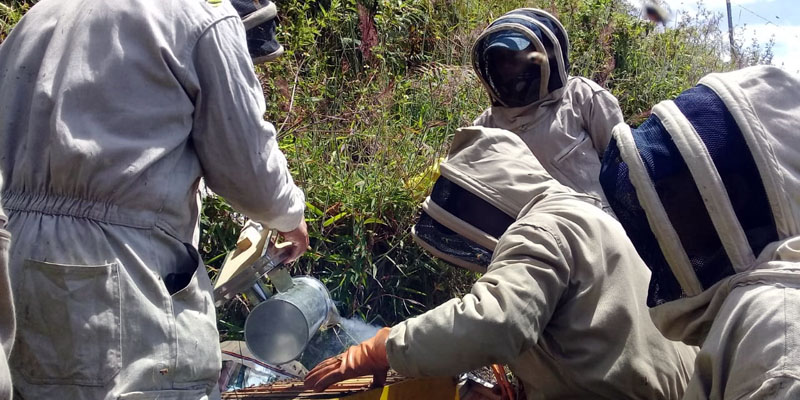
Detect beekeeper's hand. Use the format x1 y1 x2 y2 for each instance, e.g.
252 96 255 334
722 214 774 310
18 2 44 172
279 219 309 263
305 327 391 392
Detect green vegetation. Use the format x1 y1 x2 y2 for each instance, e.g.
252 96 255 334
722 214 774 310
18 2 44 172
0 1 31 41
2 0 773 339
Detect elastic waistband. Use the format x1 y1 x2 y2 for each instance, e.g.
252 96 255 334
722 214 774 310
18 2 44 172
1 192 157 229
731 268 800 289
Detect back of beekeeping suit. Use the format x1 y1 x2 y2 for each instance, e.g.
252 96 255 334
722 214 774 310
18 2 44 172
0 175 13 400
382 127 696 398
600 65 800 398
471 8 623 212
0 0 306 398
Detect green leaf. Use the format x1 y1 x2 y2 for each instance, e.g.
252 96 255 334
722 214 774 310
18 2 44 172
305 201 325 217
322 211 349 227
362 217 387 225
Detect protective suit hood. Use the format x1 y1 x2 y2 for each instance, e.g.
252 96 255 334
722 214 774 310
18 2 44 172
472 9 570 108
600 66 800 342
412 126 573 272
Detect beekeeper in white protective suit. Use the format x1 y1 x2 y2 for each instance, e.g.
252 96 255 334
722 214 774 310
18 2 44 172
472 8 624 212
0 176 14 400
0 0 307 398
304 126 697 399
599 65 800 398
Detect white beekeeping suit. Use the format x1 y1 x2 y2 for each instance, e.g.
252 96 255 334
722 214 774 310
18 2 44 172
0 0 305 398
385 127 696 398
471 8 624 212
600 66 800 398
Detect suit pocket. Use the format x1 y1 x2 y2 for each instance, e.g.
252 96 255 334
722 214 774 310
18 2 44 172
551 131 603 199
13 259 121 386
170 245 221 384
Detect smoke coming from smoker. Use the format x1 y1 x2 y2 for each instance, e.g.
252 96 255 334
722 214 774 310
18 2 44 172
338 317 381 343
299 317 381 370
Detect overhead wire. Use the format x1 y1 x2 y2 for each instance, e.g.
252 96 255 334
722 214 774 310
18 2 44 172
735 3 781 27
735 3 799 41
731 2 799 73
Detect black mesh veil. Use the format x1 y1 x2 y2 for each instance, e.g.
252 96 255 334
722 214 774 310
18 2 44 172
600 84 778 306
600 135 686 306
413 177 516 272
413 212 494 271
472 9 569 107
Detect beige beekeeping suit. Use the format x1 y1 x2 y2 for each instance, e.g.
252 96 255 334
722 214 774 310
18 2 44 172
0 0 305 398
0 176 13 400
471 9 624 211
389 127 696 399
602 66 800 398
473 77 623 211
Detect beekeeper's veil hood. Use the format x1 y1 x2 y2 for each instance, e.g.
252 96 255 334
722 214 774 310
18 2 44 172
412 126 569 272
472 9 570 108
600 66 800 311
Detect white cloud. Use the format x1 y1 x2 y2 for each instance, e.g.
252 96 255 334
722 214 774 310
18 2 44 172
660 0 775 10
648 0 799 74
739 24 800 73
739 24 800 47
659 0 696 12
772 55 800 74
728 0 775 6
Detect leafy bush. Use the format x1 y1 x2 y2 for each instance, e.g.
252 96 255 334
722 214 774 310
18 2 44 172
0 1 31 41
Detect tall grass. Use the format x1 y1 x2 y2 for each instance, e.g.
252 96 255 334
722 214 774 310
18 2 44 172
0 1 31 41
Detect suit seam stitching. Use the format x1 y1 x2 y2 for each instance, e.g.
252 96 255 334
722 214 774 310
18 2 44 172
511 222 572 270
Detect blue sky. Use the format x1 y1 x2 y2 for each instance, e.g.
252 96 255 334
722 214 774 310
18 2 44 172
658 0 799 73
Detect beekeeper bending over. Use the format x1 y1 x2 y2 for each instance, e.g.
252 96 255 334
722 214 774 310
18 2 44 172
0 0 307 398
599 65 800 398
472 8 623 212
305 127 696 399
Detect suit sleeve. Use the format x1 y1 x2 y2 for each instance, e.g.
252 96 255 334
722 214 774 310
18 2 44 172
385 222 570 376
187 17 304 232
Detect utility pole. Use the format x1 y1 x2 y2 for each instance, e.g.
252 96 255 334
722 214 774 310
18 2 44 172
726 0 737 65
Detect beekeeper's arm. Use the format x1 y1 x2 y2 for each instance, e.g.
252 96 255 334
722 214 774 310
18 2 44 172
387 221 570 376
579 78 624 157
186 17 305 234
304 220 570 390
